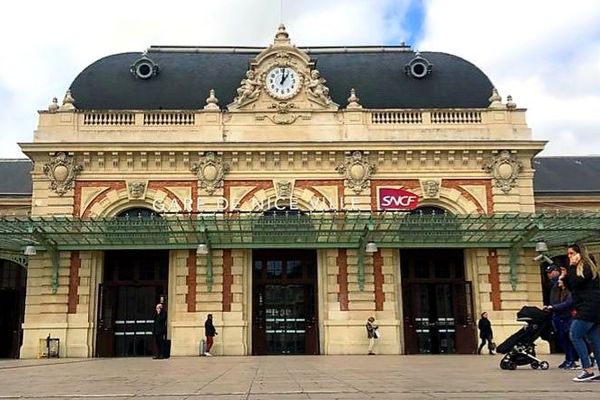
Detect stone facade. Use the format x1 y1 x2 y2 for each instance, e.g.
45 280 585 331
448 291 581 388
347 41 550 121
12 27 553 358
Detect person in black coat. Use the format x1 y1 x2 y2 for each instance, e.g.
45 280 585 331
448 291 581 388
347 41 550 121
152 303 167 359
477 312 494 355
560 243 600 382
204 314 217 356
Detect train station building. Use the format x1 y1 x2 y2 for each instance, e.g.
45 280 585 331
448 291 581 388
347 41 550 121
1 26 600 358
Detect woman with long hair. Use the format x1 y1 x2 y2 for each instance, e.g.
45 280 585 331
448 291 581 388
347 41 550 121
560 243 600 382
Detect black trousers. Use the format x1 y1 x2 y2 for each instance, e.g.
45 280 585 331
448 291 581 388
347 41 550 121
478 335 493 354
154 334 165 358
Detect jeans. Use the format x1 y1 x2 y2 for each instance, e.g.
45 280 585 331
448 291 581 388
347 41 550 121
569 320 600 369
553 315 576 363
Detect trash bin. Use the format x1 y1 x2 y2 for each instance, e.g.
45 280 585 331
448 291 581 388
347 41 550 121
39 335 59 358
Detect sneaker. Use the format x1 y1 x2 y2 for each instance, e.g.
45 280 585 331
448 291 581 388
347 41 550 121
204 352 212 357
558 361 568 369
563 362 575 370
573 371 596 382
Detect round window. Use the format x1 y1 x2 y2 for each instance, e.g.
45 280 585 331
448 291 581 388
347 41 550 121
410 62 427 78
135 62 154 79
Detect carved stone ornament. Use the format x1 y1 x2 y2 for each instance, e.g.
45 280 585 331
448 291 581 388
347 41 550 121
305 69 333 106
483 150 523 194
336 151 377 195
43 152 83 196
204 89 220 111
346 88 362 109
59 90 76 111
274 180 294 199
233 69 262 107
127 181 147 199
191 152 230 194
48 97 59 112
420 178 441 199
488 88 504 109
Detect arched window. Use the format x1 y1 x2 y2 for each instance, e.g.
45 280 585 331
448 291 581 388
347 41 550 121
116 207 160 219
410 206 451 216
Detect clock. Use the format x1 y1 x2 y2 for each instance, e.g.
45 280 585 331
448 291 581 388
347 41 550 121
265 66 301 99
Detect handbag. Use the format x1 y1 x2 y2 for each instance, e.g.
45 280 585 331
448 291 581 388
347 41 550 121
373 328 381 339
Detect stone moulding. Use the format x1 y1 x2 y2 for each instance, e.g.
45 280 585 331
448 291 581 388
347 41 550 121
191 152 230 194
336 151 377 195
483 150 523 194
43 152 83 196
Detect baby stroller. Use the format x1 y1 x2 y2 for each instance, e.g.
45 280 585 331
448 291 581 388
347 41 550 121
497 306 554 370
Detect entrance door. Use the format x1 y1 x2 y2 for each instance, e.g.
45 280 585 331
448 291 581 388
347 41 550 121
401 250 476 354
96 250 168 357
252 250 319 355
0 260 26 358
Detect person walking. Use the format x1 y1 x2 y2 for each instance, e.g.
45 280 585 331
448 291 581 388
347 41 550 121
204 314 217 356
477 312 494 355
152 303 167 359
544 264 577 369
560 243 600 382
366 317 378 355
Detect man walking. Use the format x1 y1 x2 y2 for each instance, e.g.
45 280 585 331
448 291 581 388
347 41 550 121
204 314 217 356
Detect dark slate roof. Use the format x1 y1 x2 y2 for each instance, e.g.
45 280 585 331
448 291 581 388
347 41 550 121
70 47 495 110
533 157 600 195
0 159 32 196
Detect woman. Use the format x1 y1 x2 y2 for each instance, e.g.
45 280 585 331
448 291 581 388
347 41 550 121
561 243 600 382
152 303 167 359
477 312 494 355
366 317 378 355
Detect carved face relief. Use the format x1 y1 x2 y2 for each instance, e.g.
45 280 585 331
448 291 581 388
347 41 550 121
43 152 83 196
336 151 376 195
483 150 523 194
128 181 147 199
191 152 230 195
275 180 293 199
421 179 441 199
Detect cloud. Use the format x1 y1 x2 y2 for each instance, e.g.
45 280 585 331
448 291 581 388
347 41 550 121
1 0 599 157
418 0 600 155
0 0 411 158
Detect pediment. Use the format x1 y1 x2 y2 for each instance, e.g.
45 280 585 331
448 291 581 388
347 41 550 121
227 25 339 113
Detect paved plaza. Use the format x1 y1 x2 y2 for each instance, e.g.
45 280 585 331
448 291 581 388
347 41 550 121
1 354 600 399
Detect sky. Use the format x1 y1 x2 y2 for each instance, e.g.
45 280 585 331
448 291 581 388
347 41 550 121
1 0 600 157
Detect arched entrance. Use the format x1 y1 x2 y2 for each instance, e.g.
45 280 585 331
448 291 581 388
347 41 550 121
401 206 476 354
251 208 320 355
96 208 169 357
0 259 26 358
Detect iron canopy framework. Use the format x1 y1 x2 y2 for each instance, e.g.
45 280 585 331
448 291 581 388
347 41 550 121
1 211 600 292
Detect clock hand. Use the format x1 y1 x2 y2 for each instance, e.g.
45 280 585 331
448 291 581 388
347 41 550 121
280 68 285 84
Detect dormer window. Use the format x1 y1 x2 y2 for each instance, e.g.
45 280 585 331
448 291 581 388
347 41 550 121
130 54 159 80
405 52 432 79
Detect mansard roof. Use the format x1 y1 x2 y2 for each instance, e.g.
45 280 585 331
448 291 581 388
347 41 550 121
69 46 495 110
0 159 32 196
533 156 600 195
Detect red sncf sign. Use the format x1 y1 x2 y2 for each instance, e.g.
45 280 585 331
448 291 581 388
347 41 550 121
378 188 419 210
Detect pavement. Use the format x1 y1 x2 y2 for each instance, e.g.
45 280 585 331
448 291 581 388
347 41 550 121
0 354 599 399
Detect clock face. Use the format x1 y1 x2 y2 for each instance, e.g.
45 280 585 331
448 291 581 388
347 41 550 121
265 66 301 99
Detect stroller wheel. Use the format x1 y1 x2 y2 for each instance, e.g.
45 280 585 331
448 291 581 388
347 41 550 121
507 361 517 370
539 361 549 370
500 361 508 370
531 362 539 369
